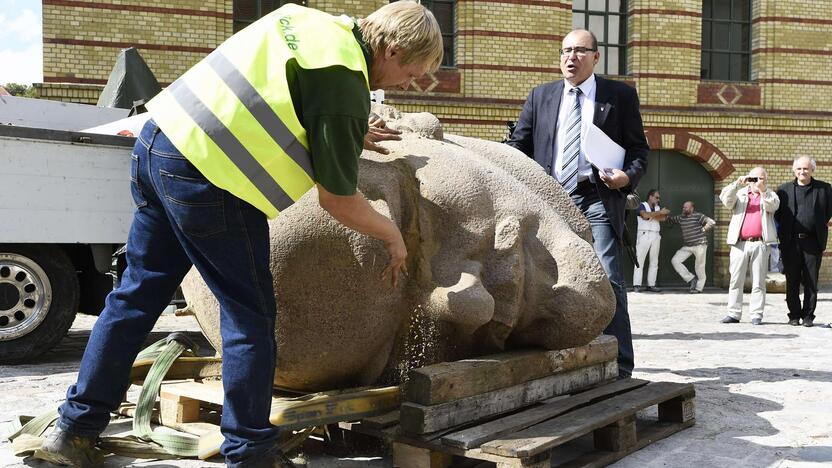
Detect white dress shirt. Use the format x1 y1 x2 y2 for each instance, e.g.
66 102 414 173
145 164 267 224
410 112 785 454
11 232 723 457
554 74 596 183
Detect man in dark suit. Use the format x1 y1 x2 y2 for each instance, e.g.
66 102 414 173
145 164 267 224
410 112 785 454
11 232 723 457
775 156 832 327
507 29 649 377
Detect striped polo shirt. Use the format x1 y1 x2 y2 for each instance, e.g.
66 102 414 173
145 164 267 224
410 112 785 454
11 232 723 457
667 212 712 246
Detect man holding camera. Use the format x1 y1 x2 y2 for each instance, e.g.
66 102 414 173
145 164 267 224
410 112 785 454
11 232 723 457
719 167 780 325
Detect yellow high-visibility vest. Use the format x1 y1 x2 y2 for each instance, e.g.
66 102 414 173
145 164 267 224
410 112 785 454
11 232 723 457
146 4 369 218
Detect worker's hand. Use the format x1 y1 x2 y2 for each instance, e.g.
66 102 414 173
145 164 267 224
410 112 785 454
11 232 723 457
364 113 401 155
381 229 408 288
660 208 671 215
599 168 630 190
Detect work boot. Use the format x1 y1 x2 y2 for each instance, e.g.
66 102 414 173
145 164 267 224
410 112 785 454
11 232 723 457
38 426 101 468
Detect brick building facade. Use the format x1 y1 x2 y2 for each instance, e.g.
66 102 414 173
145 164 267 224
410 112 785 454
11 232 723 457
36 0 832 286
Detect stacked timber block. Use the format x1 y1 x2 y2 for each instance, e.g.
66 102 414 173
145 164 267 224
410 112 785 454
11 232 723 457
390 336 696 467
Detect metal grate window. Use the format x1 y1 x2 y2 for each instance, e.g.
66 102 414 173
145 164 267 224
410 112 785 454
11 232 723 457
233 0 306 33
701 0 751 81
572 0 628 76
390 0 456 68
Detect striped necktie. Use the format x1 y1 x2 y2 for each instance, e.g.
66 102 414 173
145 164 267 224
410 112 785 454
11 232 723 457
560 87 583 194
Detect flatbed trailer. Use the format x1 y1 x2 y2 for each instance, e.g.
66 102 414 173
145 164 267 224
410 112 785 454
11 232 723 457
0 95 137 362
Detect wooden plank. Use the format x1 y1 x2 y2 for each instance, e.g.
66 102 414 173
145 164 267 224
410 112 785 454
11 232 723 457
160 381 225 405
592 414 636 452
362 410 401 430
159 391 201 423
555 420 695 468
442 378 649 449
480 382 695 458
406 336 618 405
196 385 401 459
658 396 696 423
400 361 617 435
130 356 223 384
396 435 537 466
393 442 454 468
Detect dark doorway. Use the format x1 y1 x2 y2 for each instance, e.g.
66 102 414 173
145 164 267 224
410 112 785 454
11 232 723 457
623 150 716 287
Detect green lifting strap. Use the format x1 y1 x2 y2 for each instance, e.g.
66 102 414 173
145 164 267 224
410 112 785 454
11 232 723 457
3 333 204 461
125 332 202 457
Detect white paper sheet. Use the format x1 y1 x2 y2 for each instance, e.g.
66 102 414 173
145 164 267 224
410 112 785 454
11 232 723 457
81 112 151 137
582 123 625 171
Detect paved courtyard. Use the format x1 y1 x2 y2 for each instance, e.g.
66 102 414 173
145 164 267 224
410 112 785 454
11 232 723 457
2 288 831 467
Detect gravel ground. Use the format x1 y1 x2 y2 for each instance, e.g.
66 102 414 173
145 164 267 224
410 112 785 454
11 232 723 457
2 287 831 467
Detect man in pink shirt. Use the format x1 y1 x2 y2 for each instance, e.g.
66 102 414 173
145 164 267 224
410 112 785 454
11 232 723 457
718 167 780 324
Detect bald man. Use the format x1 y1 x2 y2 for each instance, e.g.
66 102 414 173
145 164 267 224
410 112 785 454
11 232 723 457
775 157 832 327
719 167 780 325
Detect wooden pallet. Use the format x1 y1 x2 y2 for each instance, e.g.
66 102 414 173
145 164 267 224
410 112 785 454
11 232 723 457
131 379 401 459
384 378 694 468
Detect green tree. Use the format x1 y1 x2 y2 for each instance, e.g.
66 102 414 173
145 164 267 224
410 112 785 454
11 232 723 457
2 83 37 98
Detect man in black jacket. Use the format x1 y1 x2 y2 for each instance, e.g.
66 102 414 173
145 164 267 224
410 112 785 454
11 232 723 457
507 28 648 376
775 156 832 327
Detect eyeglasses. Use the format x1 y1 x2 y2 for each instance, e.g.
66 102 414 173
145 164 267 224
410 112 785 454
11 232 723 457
560 46 597 56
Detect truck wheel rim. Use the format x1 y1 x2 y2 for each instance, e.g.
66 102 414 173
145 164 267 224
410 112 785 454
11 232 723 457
0 254 53 341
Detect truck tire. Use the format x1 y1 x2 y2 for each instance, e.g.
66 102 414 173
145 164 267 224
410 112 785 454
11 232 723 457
0 244 80 363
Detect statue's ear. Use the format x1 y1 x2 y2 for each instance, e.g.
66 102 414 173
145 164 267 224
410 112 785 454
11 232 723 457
424 260 495 335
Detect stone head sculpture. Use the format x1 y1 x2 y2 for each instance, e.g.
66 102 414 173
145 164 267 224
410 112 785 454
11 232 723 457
182 105 615 392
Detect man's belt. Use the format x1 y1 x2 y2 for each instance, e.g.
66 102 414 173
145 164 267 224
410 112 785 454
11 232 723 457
741 236 762 242
796 233 814 239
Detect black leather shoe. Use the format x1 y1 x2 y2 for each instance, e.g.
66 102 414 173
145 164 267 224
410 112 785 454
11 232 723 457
688 279 697 292
633 286 643 292
803 317 814 327
645 286 661 293
787 319 801 326
721 316 740 324
38 426 100 468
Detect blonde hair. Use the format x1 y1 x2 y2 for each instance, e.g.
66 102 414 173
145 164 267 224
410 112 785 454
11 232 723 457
359 1 444 72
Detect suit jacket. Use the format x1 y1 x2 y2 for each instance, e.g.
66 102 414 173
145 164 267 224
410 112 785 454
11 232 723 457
506 75 649 241
775 178 832 251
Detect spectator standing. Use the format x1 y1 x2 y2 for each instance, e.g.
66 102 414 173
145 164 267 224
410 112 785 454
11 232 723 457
775 156 832 327
667 201 716 293
719 167 780 325
633 189 668 292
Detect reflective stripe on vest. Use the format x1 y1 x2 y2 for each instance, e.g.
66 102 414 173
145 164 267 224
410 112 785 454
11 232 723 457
146 4 369 218
166 78 296 211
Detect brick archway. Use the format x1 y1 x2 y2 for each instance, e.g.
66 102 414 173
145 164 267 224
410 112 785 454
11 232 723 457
644 128 734 181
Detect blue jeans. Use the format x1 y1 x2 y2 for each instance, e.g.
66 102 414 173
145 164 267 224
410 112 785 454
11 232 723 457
572 185 634 377
57 120 281 465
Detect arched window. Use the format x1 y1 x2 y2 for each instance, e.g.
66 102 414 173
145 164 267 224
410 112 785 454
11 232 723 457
572 0 628 76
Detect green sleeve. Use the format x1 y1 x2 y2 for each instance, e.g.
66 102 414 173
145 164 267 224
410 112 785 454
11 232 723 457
292 64 370 196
